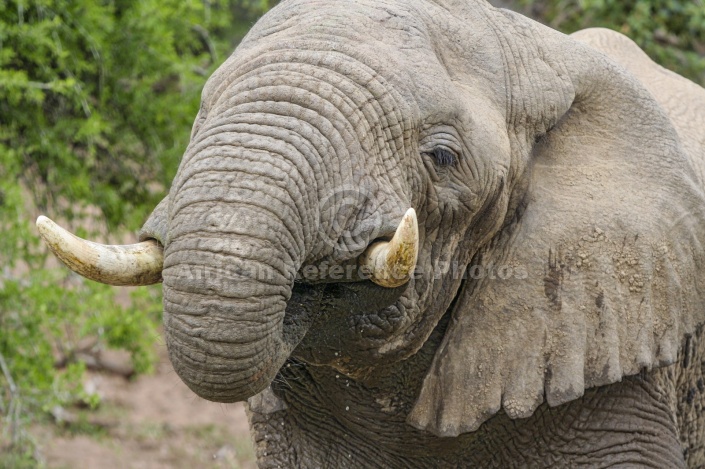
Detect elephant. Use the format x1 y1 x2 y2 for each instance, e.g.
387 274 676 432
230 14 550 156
37 0 705 467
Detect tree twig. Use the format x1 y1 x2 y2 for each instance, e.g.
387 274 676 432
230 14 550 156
0 352 17 396
0 351 20 446
54 346 135 379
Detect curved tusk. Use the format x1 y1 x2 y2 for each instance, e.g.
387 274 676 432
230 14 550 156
36 216 164 286
359 208 419 288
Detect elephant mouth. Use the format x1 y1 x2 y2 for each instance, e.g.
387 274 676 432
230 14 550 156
284 278 409 367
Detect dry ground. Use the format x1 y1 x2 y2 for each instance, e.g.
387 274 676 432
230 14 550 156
32 344 256 469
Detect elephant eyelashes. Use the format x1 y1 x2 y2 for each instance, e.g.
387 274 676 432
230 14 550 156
427 147 458 167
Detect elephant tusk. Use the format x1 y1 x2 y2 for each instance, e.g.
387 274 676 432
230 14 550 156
36 216 164 286
359 208 419 288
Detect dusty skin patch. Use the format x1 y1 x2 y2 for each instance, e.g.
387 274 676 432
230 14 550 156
34 343 256 469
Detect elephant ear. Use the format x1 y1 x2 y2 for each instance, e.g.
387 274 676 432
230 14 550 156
408 22 705 437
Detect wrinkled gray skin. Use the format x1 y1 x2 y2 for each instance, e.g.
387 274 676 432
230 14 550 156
138 0 705 467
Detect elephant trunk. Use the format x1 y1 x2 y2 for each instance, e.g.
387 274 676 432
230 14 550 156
162 137 314 403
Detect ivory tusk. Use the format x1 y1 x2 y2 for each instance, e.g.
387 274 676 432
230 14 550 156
359 208 419 288
36 216 163 286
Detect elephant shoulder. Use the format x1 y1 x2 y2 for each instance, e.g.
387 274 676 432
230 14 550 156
571 28 705 185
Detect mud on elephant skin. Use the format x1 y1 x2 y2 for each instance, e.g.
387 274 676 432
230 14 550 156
38 0 705 467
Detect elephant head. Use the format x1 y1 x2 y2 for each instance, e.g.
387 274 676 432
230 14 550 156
38 0 705 437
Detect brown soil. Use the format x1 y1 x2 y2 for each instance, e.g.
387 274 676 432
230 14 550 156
35 343 256 469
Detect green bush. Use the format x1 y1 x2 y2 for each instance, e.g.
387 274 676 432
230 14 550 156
519 0 705 85
0 0 271 461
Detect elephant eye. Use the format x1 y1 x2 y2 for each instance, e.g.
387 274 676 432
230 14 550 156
427 147 457 167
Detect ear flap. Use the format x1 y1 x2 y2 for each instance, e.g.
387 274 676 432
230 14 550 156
408 27 705 437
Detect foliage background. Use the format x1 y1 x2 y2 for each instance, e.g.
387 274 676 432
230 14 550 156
0 0 703 465
0 0 272 464
515 0 705 85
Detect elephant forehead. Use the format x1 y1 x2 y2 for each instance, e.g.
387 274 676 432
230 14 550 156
244 2 457 79
233 0 505 119
246 0 432 48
